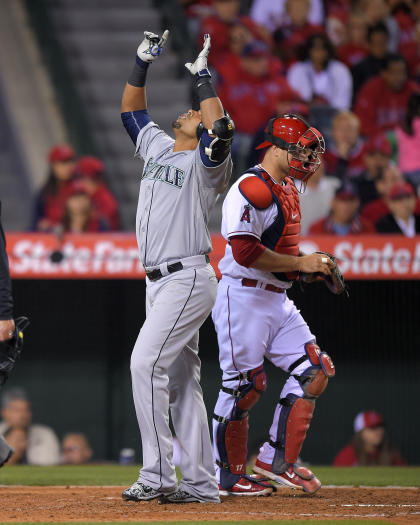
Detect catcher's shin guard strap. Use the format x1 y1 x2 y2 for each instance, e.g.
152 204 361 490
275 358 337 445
272 393 299 472
285 397 315 464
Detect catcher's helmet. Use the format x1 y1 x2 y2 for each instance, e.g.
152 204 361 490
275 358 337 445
256 114 325 184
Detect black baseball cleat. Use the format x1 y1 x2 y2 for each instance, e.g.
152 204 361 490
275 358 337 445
158 489 204 504
122 481 173 501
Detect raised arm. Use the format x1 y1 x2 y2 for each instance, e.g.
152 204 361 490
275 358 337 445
121 30 168 112
185 34 223 129
185 35 234 166
121 30 169 143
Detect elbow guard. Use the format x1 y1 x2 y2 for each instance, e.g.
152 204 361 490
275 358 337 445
198 112 235 163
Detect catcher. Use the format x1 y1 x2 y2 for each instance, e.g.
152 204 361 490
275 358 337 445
0 201 29 467
211 114 345 496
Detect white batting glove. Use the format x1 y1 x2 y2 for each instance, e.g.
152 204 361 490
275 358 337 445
185 34 211 76
137 30 169 64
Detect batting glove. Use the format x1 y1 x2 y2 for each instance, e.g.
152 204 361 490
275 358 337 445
137 30 169 64
185 34 211 77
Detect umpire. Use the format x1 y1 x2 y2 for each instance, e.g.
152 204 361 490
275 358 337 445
0 201 16 466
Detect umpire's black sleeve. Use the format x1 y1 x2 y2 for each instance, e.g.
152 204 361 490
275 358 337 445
0 202 14 320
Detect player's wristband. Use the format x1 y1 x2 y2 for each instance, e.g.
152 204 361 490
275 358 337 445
128 56 149 88
194 70 217 103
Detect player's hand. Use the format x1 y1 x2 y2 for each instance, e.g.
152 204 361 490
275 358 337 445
298 253 334 275
0 319 15 342
185 34 211 75
137 30 169 64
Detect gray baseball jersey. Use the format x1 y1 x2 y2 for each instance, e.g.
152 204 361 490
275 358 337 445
127 119 232 502
135 121 232 268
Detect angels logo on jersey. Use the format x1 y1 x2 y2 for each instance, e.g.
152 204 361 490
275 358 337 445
240 204 251 223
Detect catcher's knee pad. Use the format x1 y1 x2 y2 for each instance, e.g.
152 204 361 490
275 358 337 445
297 342 335 399
214 365 266 489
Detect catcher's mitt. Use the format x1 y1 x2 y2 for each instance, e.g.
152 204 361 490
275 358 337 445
0 316 30 387
301 252 348 297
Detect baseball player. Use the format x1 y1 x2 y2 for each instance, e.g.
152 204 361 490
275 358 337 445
0 202 29 467
212 115 337 496
120 30 233 503
0 201 14 467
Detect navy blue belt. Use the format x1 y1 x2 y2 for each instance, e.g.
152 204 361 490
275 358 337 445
146 254 210 281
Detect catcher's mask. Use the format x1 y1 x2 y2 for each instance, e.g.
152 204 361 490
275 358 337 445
256 114 325 192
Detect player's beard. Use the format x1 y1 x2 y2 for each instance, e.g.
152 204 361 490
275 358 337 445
172 120 181 129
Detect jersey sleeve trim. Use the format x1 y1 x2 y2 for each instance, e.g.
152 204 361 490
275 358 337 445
227 231 261 240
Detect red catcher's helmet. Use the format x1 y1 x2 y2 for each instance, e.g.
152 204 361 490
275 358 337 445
256 114 325 185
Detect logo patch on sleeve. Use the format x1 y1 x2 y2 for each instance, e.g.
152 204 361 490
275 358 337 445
240 204 251 223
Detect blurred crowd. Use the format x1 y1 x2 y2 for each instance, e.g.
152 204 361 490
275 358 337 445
0 388 93 466
33 145 119 233
0 389 405 466
182 0 420 235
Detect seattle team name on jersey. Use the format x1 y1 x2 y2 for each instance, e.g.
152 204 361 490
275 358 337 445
141 157 185 188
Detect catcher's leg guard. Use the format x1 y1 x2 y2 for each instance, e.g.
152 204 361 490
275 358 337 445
268 342 335 493
214 366 267 490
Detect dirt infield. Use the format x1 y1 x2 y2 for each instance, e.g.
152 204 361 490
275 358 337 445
0 486 419 523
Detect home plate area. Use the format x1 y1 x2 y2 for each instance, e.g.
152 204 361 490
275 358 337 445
0 485 419 523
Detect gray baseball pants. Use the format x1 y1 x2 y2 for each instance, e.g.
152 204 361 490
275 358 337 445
130 260 219 502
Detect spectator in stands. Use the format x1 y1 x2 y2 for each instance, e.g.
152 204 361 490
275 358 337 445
287 34 353 110
376 182 420 235
217 41 287 135
351 22 390 96
393 0 420 78
333 410 406 466
308 183 374 235
217 40 299 174
250 0 324 34
323 111 365 180
61 433 93 465
354 0 400 51
228 22 255 59
0 388 60 466
74 156 119 230
200 0 270 68
61 186 109 233
361 163 406 224
299 161 340 235
336 13 368 68
34 144 76 231
272 0 324 66
354 54 419 137
353 134 392 205
395 93 420 188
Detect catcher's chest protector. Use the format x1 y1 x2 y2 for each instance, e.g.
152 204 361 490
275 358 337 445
247 168 301 281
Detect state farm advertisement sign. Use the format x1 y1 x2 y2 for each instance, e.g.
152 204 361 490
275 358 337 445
5 233 420 279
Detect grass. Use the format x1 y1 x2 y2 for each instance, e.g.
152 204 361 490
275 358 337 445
0 464 419 487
